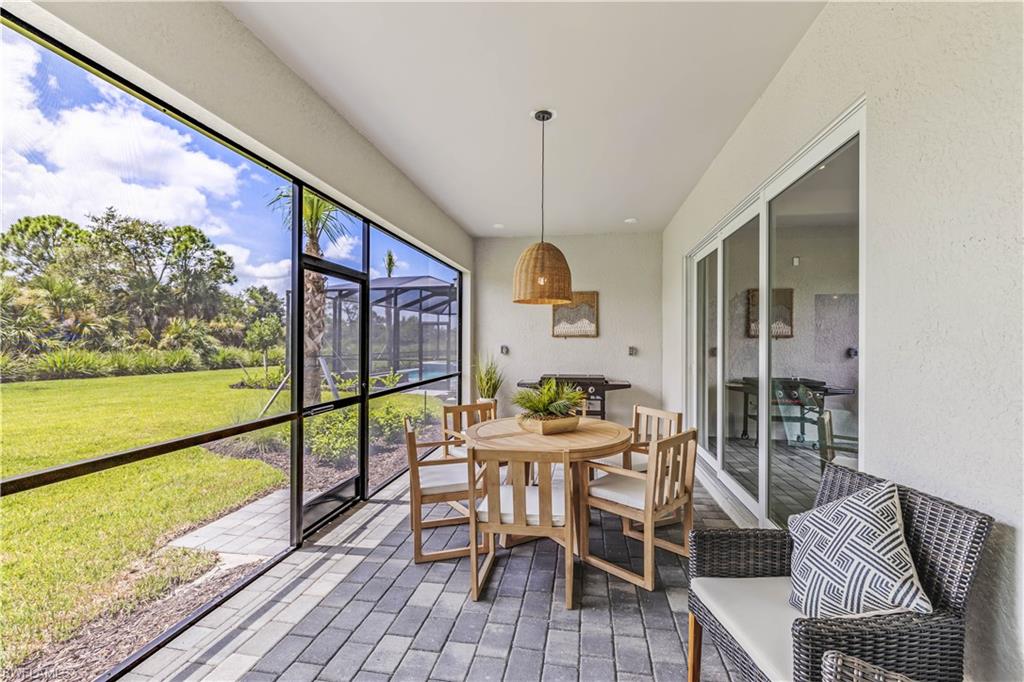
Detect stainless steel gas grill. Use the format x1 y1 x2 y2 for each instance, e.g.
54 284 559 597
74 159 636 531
515 374 631 420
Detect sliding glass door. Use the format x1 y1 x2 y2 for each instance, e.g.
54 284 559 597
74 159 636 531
766 138 860 526
694 246 718 461
721 216 761 503
687 110 862 527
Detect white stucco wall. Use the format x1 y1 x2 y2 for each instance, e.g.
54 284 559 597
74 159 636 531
474 232 662 424
17 1 473 272
661 4 1023 679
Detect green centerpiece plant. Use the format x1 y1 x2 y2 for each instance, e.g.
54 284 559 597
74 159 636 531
511 378 586 434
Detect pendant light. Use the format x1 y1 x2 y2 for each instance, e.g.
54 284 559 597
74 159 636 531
512 110 573 304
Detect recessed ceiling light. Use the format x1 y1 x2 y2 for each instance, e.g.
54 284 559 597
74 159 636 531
624 217 638 225
493 223 505 229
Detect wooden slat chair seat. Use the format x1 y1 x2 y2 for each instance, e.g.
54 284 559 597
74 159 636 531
581 428 698 591
468 447 577 608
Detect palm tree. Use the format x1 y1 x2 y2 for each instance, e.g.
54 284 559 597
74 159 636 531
270 189 348 405
383 249 398 278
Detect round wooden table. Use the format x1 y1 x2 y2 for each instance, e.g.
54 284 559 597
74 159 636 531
463 416 632 460
464 417 633 552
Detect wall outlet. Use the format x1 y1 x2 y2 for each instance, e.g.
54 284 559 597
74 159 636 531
500 345 509 355
628 346 638 356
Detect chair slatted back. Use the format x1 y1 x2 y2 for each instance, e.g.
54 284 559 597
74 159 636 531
647 429 698 511
467 448 571 536
444 402 496 438
632 405 683 446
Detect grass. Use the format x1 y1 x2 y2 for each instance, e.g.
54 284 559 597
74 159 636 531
1 368 291 476
0 369 289 669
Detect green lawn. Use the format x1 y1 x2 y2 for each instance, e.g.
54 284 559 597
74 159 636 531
0 369 289 669
2 369 291 476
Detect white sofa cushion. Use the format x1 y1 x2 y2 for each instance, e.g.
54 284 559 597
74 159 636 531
692 576 800 682
476 484 566 526
417 462 471 496
588 473 646 509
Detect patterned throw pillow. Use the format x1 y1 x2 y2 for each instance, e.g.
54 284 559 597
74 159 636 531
789 481 933 618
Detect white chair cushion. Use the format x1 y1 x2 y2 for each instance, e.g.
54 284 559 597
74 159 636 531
417 462 470 496
476 484 566 526
445 444 468 458
587 474 646 509
594 451 648 471
692 576 800 682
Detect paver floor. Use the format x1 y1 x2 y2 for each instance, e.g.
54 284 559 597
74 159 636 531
124 471 743 681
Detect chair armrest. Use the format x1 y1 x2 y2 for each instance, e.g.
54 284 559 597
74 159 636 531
688 528 792 578
442 430 467 442
584 461 647 481
415 439 460 449
821 651 913 682
418 457 469 467
794 610 964 682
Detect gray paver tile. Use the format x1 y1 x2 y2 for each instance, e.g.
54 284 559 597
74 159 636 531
541 663 578 682
467 654 508 681
504 647 543 682
476 621 515 659
363 634 414 674
393 649 439 682
614 635 652 675
430 641 475 682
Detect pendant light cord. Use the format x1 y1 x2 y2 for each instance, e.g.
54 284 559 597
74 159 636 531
540 118 546 243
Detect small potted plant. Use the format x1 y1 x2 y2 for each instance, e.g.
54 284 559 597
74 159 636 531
512 378 587 435
475 355 504 407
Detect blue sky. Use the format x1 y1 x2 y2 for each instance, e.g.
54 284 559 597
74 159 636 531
1 26 456 292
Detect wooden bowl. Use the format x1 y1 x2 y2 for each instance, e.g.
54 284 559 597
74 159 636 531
516 414 580 435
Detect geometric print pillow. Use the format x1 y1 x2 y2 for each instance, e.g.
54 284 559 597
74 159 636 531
788 481 933 618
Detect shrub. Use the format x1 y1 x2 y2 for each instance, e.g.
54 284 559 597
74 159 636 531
369 401 406 445
32 348 110 379
0 352 30 382
162 349 202 372
208 346 254 370
306 408 359 466
232 365 286 390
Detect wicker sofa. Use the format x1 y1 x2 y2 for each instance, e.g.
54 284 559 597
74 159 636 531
686 464 993 682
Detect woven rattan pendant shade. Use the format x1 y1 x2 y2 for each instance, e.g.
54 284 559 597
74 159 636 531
512 241 572 304
513 109 572 305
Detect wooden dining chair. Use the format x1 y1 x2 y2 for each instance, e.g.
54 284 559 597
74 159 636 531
580 428 698 590
442 402 496 457
595 404 682 472
405 417 487 564
467 446 577 608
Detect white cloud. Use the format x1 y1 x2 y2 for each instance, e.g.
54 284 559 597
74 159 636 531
219 243 291 294
230 200 242 210
323 234 359 263
46 74 58 89
1 35 240 236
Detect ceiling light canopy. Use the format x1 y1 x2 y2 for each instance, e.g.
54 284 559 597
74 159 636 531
512 110 573 304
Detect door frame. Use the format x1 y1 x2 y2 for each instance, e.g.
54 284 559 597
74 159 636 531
685 98 866 526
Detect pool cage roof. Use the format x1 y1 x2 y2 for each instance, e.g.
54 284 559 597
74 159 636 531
286 276 459 387
328 276 458 316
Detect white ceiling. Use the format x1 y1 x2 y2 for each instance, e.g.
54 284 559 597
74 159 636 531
227 2 823 238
